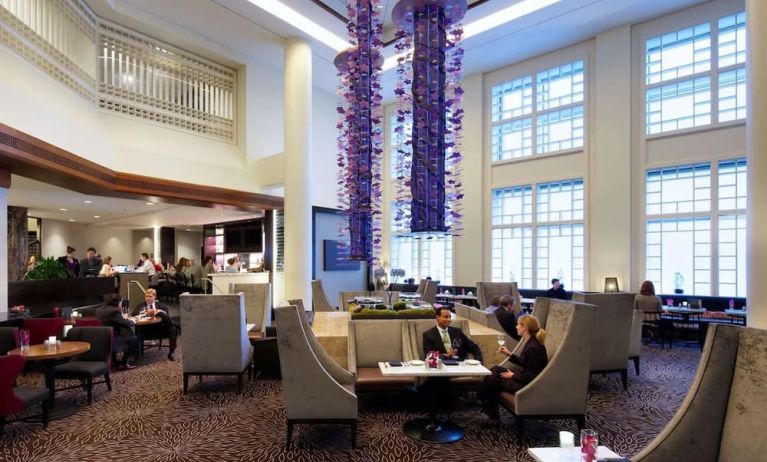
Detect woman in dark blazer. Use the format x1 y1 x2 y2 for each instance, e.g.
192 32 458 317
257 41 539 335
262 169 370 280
478 314 548 422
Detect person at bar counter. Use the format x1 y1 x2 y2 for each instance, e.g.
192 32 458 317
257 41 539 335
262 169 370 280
484 295 502 314
478 315 548 424
99 256 115 277
57 245 80 278
545 278 568 300
134 252 156 276
79 246 103 277
135 288 178 361
494 295 521 341
95 294 139 370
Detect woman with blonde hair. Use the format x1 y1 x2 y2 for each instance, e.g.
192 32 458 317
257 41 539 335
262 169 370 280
479 314 548 423
99 256 115 277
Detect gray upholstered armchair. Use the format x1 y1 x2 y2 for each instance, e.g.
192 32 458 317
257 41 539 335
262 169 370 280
633 324 767 462
180 294 253 393
499 300 596 440
230 283 271 339
275 305 358 448
311 280 336 312
572 292 635 389
628 309 644 375
532 297 552 327
477 282 523 315
453 303 519 351
348 319 414 392
421 281 438 303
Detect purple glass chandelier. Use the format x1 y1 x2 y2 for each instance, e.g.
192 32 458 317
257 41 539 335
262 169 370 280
392 0 466 235
335 0 384 261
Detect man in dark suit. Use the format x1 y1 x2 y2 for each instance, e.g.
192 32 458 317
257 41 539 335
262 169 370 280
545 278 568 300
420 307 484 421
135 288 178 361
494 295 520 341
95 294 138 369
423 307 484 361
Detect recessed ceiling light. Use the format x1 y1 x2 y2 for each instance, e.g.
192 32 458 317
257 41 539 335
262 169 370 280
146 202 155 206
83 200 92 204
186 228 191 231
93 215 101 218
246 0 349 51
59 208 68 211
68 218 75 222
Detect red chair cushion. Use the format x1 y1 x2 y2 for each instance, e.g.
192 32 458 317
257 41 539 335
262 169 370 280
0 355 25 416
23 318 65 345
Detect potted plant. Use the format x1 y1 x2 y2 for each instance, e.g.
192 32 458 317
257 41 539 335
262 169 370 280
25 257 69 280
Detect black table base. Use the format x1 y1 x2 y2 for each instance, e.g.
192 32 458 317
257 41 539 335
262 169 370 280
403 418 464 443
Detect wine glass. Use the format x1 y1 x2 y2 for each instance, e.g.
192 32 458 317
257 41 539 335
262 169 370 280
497 335 506 348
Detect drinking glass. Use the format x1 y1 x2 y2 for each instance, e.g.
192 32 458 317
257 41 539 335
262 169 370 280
19 329 30 352
497 335 506 348
580 429 598 462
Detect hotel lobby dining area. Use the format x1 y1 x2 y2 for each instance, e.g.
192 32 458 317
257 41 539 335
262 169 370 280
2 0 767 461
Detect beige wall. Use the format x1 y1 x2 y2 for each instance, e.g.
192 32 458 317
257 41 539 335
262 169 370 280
175 230 203 263
41 219 135 265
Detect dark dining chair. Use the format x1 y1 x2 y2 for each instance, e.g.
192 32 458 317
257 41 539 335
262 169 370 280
0 354 49 435
54 327 113 404
0 327 19 355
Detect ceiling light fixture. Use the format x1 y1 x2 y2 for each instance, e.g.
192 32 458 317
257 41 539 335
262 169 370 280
382 0 562 71
59 208 68 211
246 0 350 51
68 218 75 222
94 215 101 218
84 200 92 204
146 202 155 206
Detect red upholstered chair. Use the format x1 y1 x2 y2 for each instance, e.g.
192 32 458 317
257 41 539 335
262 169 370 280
74 318 104 327
0 355 49 435
23 318 65 345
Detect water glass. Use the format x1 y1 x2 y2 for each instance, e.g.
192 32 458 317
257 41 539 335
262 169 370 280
580 429 598 462
19 329 30 352
497 335 506 348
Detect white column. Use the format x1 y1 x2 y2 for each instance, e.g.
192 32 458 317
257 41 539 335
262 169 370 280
283 38 313 305
747 0 767 328
591 26 632 292
0 183 8 315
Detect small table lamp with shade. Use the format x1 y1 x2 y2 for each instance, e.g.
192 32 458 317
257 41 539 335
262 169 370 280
604 277 620 293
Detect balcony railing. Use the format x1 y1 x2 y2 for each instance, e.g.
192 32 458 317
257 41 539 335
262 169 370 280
0 0 236 142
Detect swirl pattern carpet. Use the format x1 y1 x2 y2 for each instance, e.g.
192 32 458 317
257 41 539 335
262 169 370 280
1 344 700 462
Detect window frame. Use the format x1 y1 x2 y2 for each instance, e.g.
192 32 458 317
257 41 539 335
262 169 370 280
491 178 585 291
642 11 747 138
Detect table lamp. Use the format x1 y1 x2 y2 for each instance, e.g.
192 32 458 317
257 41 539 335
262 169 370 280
604 277 619 293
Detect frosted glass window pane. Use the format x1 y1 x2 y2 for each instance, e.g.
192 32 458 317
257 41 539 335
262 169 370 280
646 164 711 215
536 224 584 291
645 218 711 295
718 214 746 297
718 158 747 211
537 179 584 223
646 78 711 135
537 106 584 153
491 226 533 287
491 75 533 121
537 60 584 111
718 68 746 122
646 23 711 85
491 119 533 161
492 186 533 225
718 12 747 67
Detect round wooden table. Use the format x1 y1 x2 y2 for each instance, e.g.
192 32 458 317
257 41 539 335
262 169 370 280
9 341 91 421
129 316 162 359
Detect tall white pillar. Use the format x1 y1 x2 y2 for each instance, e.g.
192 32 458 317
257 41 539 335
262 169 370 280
746 0 767 328
283 38 313 306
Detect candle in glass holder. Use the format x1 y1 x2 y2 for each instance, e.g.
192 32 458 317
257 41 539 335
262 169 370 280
559 431 575 448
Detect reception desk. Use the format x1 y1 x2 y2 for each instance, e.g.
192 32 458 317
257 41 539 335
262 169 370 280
209 272 270 294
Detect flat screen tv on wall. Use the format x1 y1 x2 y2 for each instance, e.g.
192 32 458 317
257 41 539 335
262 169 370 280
323 240 361 271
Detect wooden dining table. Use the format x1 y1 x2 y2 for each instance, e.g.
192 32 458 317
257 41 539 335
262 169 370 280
9 341 91 420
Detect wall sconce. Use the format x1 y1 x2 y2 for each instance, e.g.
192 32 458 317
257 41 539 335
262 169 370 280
604 277 619 293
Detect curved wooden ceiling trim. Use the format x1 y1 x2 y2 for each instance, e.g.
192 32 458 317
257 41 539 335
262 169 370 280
0 122 283 212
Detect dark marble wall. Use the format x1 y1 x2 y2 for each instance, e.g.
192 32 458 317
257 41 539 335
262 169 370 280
7 206 27 281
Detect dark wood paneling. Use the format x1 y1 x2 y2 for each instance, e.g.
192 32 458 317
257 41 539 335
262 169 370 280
9 277 117 315
7 206 27 282
0 123 283 212
161 227 176 267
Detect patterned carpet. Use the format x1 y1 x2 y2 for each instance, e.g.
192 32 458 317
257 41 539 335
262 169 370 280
1 343 700 462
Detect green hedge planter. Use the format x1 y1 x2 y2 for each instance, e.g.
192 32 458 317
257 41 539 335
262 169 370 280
351 307 436 319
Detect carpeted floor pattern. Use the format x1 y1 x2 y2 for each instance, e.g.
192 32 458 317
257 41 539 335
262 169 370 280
1 343 700 462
